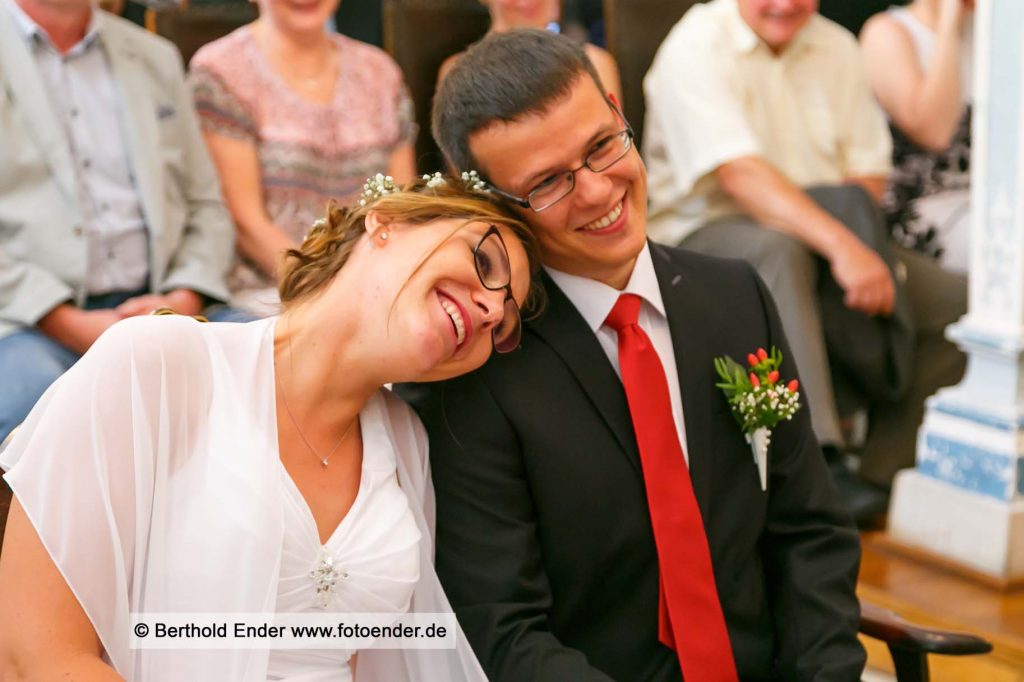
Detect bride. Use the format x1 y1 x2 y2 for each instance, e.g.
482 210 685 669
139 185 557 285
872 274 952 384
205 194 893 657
0 175 537 681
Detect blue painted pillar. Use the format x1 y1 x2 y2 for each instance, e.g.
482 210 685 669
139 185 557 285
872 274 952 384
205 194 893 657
888 0 1024 582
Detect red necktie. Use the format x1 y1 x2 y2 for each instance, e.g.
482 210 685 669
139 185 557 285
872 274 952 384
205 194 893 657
605 294 737 682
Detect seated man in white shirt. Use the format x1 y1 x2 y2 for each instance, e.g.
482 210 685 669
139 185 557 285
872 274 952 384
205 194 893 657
0 0 236 444
643 0 967 519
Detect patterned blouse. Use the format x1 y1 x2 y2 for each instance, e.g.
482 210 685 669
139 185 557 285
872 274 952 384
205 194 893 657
884 108 971 260
880 7 972 268
190 27 416 310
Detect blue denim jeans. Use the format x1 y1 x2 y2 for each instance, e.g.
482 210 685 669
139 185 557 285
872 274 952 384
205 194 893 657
0 292 254 443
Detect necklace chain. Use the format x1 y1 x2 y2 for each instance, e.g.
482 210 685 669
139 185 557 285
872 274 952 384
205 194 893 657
253 23 339 92
275 328 356 467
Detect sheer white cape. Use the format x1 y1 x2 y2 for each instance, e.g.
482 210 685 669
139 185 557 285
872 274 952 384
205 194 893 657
0 316 487 682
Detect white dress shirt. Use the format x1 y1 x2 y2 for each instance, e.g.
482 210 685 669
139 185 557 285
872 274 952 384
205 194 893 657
546 243 689 463
6 0 149 295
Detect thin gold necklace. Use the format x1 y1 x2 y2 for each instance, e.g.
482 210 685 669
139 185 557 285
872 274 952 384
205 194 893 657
275 328 356 467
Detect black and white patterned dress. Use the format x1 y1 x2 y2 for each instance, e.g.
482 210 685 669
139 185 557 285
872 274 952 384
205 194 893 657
881 7 973 273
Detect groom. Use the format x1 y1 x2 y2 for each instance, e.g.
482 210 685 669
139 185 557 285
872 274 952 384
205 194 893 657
397 30 864 681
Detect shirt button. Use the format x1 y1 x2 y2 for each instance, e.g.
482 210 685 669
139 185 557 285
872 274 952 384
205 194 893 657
70 108 78 118
73 226 83 237
82 158 91 169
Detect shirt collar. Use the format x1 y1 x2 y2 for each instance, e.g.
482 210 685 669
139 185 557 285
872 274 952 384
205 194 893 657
720 0 760 55
544 242 667 334
5 0 102 53
720 0 823 58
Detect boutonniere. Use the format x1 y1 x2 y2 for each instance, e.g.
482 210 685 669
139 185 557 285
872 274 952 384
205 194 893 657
713 346 801 491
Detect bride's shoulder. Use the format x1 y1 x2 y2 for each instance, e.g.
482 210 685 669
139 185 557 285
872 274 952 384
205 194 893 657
95 314 207 350
86 315 213 379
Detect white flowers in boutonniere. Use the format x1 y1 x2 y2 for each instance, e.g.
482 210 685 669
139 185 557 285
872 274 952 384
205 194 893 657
714 346 801 491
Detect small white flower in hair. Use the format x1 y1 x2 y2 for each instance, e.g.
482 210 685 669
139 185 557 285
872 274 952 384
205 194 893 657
358 173 399 206
423 172 447 188
461 170 488 192
304 217 328 239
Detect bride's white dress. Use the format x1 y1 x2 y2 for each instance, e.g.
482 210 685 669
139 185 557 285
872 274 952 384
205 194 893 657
0 315 486 682
269 393 422 682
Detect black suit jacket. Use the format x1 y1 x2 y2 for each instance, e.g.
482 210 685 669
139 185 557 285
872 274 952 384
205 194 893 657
396 244 865 681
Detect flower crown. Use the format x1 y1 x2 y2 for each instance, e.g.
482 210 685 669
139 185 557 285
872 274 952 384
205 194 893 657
357 171 489 207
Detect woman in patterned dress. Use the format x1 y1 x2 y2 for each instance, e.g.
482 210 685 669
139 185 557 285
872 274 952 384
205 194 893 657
190 0 417 314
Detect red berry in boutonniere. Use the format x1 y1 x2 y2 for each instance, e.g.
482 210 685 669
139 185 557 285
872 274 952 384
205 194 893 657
768 370 779 384
756 347 768 361
749 373 760 387
788 379 799 392
747 353 759 367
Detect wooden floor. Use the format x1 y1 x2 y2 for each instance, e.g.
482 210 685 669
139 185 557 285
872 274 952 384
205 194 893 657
859 532 1024 680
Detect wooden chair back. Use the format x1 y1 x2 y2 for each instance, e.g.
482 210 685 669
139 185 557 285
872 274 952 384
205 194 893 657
147 3 259 67
382 0 491 171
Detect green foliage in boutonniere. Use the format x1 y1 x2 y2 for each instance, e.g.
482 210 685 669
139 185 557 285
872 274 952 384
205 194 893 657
714 346 802 434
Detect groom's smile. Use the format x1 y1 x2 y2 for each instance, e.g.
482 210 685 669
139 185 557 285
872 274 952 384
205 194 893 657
578 196 625 232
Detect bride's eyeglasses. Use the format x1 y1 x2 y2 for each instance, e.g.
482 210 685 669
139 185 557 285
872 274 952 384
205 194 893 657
473 225 521 353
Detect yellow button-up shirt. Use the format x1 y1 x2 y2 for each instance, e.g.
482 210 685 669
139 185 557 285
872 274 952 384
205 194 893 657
643 0 893 245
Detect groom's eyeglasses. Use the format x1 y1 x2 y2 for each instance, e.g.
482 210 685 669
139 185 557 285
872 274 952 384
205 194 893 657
487 126 635 213
473 225 521 354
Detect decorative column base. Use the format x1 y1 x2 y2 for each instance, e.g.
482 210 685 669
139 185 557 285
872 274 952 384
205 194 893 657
888 320 1024 587
889 469 1024 585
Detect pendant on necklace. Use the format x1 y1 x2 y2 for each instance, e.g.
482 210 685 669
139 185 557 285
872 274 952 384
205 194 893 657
321 458 329 467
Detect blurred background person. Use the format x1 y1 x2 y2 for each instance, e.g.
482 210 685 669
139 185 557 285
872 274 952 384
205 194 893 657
190 0 417 315
561 0 607 47
438 0 621 100
861 0 974 274
0 0 233 445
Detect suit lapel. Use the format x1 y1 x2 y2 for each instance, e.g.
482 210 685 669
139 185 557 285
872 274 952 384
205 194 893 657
0 6 78 209
650 243 714 514
104 19 163 239
528 272 643 478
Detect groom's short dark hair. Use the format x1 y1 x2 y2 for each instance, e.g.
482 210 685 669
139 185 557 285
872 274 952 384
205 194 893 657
432 29 607 173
